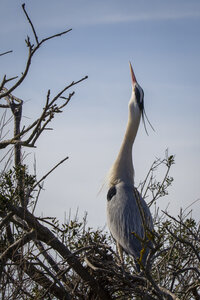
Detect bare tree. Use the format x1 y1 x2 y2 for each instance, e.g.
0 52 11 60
0 4 199 300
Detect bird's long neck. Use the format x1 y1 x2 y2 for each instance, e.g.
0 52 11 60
108 104 141 187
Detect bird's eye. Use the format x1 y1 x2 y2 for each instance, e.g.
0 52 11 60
107 186 116 201
135 85 144 111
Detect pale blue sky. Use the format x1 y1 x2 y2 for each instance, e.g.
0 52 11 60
1 0 200 227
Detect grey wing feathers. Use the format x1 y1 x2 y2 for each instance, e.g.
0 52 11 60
107 182 153 261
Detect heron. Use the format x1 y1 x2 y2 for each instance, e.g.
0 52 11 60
106 62 153 269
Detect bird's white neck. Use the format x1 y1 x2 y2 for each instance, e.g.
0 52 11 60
108 102 141 187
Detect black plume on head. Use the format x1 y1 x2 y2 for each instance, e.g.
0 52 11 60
135 85 144 111
134 84 155 135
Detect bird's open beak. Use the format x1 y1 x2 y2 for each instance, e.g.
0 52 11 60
129 62 137 87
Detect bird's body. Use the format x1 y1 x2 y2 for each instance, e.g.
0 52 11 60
106 63 153 267
107 182 153 265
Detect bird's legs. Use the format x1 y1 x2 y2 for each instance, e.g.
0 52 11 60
116 242 126 275
117 242 123 262
117 242 124 263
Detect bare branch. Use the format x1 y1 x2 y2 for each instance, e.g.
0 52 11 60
5 203 112 300
0 76 87 150
0 50 13 57
159 286 180 300
0 212 14 230
0 21 72 101
22 3 39 45
32 156 69 190
0 230 36 275
12 251 71 300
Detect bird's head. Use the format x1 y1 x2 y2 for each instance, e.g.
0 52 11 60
129 62 154 134
129 61 144 114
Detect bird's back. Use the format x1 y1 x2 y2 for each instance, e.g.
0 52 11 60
107 182 153 263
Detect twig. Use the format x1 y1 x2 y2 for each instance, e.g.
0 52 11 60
0 50 13 57
174 267 200 277
35 240 67 283
164 225 200 263
84 256 100 271
22 3 39 44
162 210 200 242
0 27 72 101
0 229 36 275
0 212 14 230
159 286 180 300
0 76 87 150
32 156 69 190
11 248 70 300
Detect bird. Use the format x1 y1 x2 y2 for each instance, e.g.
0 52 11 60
106 62 153 269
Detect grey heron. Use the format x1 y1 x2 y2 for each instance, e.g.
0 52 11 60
106 62 153 269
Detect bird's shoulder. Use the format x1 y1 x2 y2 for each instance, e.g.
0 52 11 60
107 182 135 202
107 185 117 201
107 182 152 221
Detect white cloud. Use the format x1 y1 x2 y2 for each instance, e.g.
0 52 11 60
82 11 200 26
